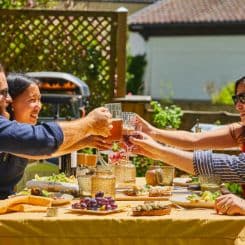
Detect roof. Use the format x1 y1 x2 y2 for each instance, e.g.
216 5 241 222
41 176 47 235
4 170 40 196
129 0 245 25
72 0 155 3
129 0 245 37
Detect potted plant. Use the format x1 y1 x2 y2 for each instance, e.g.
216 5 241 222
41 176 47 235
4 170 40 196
150 101 183 129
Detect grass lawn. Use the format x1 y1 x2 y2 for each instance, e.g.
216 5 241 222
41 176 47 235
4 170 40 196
16 160 59 192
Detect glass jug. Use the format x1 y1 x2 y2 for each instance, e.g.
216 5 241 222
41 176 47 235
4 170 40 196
91 167 116 198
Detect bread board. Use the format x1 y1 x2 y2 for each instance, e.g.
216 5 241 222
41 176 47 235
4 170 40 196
115 194 170 201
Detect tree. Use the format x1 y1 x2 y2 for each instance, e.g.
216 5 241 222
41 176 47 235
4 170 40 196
0 0 49 9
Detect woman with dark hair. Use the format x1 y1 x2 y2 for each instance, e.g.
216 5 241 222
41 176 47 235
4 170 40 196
0 73 42 199
131 76 245 215
7 73 41 124
0 73 111 199
135 77 245 152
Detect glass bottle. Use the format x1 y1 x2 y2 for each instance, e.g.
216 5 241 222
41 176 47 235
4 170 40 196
59 154 74 176
76 165 95 196
91 167 116 198
76 153 97 197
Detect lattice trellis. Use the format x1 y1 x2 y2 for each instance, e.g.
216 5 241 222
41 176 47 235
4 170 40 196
0 9 127 109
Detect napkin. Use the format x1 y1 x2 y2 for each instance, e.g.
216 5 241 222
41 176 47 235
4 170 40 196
0 195 52 214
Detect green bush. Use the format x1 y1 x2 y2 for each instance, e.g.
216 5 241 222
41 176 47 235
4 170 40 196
151 101 183 129
211 82 235 105
131 155 154 177
126 54 147 95
0 0 50 9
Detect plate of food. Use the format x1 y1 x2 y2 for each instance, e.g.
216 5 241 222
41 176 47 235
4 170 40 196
67 207 128 215
131 202 171 216
116 185 172 201
171 191 220 209
173 177 192 187
26 173 79 196
68 192 129 215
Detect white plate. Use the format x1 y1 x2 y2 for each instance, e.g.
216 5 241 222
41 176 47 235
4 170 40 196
171 195 214 209
173 177 192 187
51 193 74 206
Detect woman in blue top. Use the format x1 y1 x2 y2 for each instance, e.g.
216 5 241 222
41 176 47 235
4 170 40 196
0 73 110 199
0 73 42 198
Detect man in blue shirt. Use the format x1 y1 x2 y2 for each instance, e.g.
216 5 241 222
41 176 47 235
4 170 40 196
0 63 112 157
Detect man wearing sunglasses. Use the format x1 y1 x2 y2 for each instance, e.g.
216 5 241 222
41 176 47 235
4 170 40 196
0 63 112 157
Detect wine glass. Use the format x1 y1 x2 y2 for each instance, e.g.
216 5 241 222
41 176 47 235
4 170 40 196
122 112 139 159
97 103 123 166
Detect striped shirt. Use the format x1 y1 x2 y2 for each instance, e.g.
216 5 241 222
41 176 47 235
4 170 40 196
193 150 245 183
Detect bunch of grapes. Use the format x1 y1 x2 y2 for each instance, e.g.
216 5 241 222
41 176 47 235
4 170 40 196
72 191 118 211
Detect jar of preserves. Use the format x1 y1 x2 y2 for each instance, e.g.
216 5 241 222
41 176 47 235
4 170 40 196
145 165 162 186
91 167 116 198
145 165 175 186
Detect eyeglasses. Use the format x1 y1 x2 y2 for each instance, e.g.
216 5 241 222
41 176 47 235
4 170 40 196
232 93 245 105
0 88 9 98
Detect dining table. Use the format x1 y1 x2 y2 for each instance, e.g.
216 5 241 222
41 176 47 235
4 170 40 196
0 178 245 245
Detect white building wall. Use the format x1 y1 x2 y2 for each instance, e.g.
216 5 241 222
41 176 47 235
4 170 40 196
128 32 146 56
130 35 245 100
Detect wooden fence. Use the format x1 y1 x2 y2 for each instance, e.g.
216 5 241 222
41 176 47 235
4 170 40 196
0 8 127 109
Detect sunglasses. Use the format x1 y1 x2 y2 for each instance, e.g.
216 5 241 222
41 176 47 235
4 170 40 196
232 93 245 105
0 88 9 98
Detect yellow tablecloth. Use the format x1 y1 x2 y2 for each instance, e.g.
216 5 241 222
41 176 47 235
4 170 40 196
0 178 244 245
0 207 245 245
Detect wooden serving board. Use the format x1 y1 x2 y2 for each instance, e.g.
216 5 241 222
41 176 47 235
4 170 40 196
66 206 128 215
171 196 214 209
115 194 170 201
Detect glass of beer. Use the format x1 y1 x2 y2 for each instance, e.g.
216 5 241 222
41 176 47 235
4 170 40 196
105 103 123 142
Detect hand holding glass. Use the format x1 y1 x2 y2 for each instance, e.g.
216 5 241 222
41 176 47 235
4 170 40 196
104 103 123 142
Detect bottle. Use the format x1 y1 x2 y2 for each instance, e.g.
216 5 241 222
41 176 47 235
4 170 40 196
76 165 95 196
195 119 202 133
59 154 71 175
91 167 116 198
70 151 77 176
59 153 76 176
76 153 97 197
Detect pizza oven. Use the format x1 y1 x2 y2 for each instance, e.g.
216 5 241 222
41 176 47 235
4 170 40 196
26 71 90 121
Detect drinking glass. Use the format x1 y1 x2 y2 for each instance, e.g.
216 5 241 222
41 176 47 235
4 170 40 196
122 112 136 150
122 112 142 159
96 103 123 166
104 103 123 142
199 174 221 192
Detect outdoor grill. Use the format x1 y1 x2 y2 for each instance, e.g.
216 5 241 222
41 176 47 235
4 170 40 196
26 72 90 121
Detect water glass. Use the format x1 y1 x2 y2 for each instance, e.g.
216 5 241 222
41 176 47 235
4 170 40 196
122 112 136 148
199 174 221 192
161 165 175 186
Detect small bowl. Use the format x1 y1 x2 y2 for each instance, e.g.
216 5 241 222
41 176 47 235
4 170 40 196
46 207 58 217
